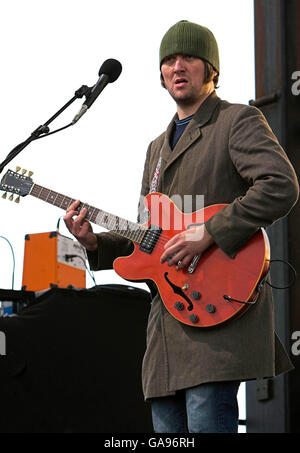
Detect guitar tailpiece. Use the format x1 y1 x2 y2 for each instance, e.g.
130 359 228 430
223 294 257 305
223 279 265 305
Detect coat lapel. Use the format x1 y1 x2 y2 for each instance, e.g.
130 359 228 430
161 92 221 175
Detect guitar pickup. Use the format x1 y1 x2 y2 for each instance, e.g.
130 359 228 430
139 226 162 254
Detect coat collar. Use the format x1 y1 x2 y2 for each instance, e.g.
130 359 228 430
192 90 220 127
160 91 221 172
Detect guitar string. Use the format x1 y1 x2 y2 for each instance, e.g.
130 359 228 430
30 185 202 247
35 187 185 255
13 179 204 245
11 179 266 312
44 200 198 251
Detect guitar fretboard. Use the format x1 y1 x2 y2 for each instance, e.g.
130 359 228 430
30 183 146 244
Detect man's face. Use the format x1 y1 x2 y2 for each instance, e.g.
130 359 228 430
161 54 206 107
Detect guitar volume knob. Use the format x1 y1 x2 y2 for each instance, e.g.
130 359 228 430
189 314 199 324
174 301 184 311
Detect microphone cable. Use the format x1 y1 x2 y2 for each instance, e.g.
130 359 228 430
0 235 16 289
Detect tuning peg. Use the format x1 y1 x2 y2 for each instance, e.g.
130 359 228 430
2 192 7 199
9 194 14 201
15 196 20 203
28 171 33 177
22 169 27 175
16 166 21 173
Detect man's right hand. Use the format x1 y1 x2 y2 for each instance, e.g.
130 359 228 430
63 200 98 251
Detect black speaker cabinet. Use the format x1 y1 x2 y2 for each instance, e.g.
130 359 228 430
0 284 153 433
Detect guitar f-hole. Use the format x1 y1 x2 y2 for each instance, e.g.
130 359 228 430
164 272 194 311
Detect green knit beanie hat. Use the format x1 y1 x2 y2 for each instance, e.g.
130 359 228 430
159 20 220 73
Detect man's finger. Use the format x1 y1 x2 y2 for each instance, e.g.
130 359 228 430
163 232 184 250
160 243 184 263
63 209 78 222
77 207 87 219
66 200 81 213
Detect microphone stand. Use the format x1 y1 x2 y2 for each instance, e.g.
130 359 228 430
0 84 91 175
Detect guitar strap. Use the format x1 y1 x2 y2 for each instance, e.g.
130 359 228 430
149 115 191 193
149 156 162 193
145 155 162 300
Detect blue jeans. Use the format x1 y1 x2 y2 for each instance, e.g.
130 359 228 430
151 381 240 433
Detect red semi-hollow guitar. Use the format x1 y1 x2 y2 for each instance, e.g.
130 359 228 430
1 169 270 327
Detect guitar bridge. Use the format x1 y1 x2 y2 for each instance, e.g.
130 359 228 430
139 226 162 254
188 254 201 274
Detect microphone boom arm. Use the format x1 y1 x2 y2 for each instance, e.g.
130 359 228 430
0 84 91 175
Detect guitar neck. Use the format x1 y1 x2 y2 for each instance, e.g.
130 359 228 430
29 183 146 244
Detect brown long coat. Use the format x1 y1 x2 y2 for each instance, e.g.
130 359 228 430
88 92 299 400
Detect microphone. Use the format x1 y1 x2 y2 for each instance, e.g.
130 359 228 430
72 58 122 124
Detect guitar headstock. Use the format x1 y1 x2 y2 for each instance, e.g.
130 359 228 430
0 167 34 202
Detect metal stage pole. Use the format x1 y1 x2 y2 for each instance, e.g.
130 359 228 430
246 0 300 433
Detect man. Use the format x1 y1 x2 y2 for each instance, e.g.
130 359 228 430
64 21 299 433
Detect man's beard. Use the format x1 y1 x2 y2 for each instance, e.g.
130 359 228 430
169 87 198 107
172 94 195 107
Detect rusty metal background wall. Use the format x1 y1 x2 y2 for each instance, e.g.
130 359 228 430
246 0 300 433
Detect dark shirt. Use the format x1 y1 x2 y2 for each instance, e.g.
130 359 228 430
171 115 193 149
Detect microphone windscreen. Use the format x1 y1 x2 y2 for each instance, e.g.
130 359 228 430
99 59 122 83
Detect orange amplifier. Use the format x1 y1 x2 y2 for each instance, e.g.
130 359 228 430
22 231 86 291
